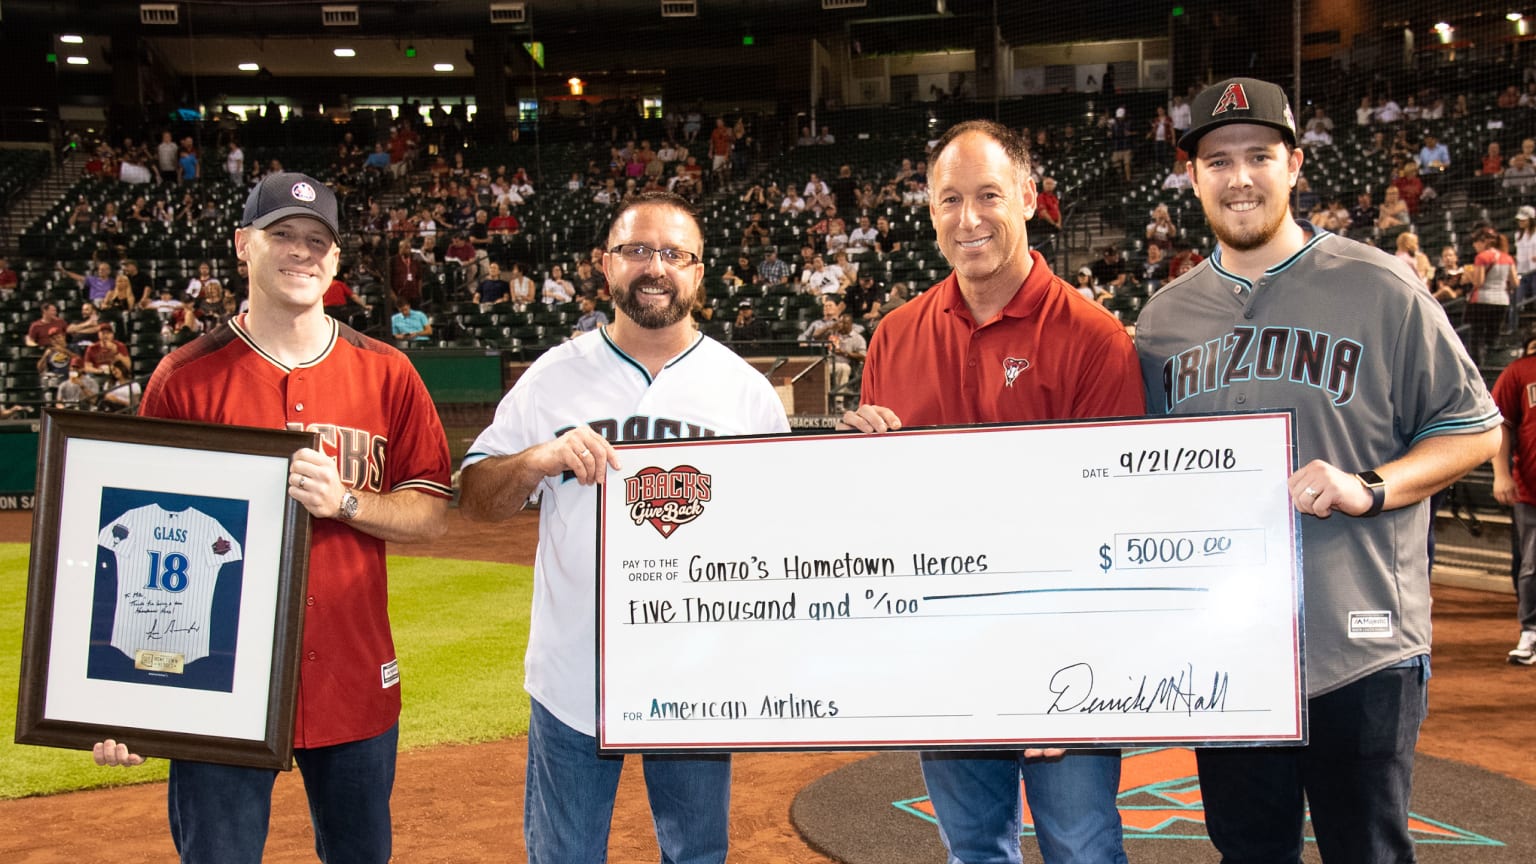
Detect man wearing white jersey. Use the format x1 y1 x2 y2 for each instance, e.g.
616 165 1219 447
460 190 788 864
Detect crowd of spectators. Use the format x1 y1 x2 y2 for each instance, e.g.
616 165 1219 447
1087 75 1536 363
16 72 1536 421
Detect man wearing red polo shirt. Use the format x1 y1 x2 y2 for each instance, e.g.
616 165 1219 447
842 119 1140 863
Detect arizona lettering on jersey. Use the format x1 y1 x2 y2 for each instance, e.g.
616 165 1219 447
1159 324 1362 411
98 503 244 667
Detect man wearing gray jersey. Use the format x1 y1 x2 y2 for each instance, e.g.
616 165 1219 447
1135 77 1501 862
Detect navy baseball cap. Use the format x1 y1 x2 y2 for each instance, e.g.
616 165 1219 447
1179 77 1297 156
240 172 340 246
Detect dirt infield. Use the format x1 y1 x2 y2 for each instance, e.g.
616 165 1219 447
1 509 1531 862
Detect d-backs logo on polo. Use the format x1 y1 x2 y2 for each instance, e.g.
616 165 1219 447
1002 357 1030 387
624 465 712 538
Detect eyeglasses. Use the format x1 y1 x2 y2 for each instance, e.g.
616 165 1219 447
608 243 701 268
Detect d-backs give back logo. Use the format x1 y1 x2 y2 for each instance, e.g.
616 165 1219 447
624 465 712 538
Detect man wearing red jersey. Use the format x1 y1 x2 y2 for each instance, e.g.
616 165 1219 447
1492 333 1536 665
93 172 452 864
841 120 1140 864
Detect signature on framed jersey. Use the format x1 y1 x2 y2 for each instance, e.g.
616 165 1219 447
15 410 314 770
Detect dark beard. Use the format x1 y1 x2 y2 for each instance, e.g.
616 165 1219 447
1208 199 1290 253
614 275 691 329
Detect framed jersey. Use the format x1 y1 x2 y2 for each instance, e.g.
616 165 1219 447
89 487 249 693
16 410 314 770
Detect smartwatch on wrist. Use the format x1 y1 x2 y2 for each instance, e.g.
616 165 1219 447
1356 470 1386 517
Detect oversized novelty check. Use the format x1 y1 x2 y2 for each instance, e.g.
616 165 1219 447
597 412 1303 752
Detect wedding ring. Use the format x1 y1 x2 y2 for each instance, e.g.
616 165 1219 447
298 475 307 489
580 449 591 457
1303 486 1319 498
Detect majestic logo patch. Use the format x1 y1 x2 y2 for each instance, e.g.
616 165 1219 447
212 537 231 555
1211 82 1249 115
624 465 712 538
1348 610 1393 639
290 181 317 202
1002 357 1031 387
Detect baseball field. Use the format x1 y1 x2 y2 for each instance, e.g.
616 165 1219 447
1 509 1531 862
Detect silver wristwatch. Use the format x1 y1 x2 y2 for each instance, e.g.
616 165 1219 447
338 489 360 521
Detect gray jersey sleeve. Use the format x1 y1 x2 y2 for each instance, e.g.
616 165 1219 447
1390 287 1501 444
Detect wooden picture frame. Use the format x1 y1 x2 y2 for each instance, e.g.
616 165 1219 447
15 410 313 770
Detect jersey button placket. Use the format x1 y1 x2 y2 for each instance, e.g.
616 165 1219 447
963 331 981 409
288 371 309 422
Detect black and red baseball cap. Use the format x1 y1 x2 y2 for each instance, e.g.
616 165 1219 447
240 172 340 246
1178 77 1298 156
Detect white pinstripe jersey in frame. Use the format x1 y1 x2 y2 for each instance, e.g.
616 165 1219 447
97 503 245 665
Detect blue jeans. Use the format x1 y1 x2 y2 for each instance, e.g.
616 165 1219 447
919 749 1126 864
1195 661 1428 863
167 724 397 864
525 698 730 864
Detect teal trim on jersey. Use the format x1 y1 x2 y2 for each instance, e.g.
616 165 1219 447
597 325 704 385
1409 410 1503 445
1207 249 1253 291
1209 221 1331 289
461 451 491 468
663 331 708 368
599 326 653 383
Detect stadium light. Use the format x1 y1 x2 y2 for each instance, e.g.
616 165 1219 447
66 56 89 65
568 77 585 95
60 35 84 44
334 47 357 58
238 62 260 71
434 63 455 72
1508 12 1524 22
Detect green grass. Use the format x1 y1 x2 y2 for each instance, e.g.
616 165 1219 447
391 555 532 747
0 546 533 799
